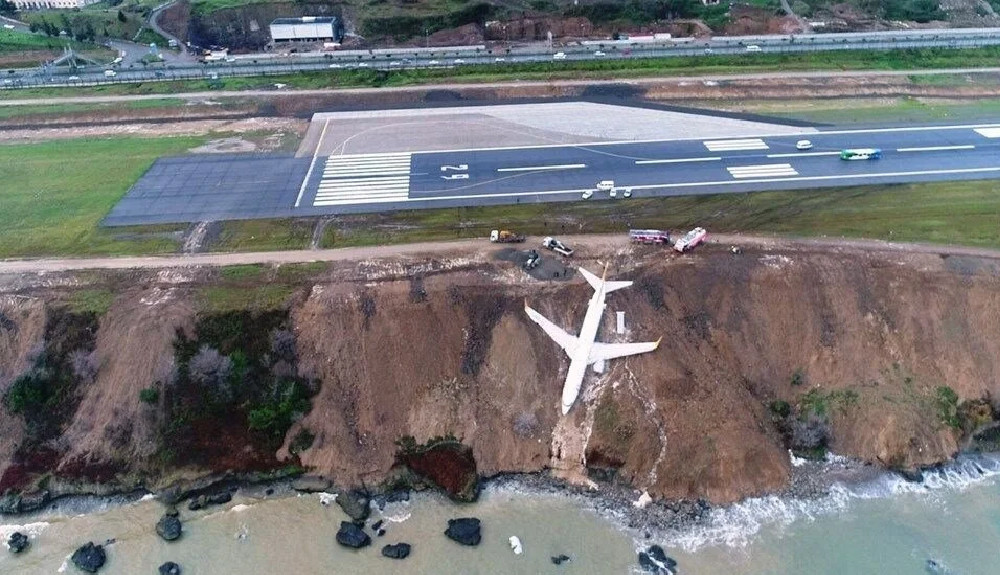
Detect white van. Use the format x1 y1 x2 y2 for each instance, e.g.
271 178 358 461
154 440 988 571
745 45 762 52
103 70 117 78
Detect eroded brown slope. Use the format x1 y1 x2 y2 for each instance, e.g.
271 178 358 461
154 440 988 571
0 242 998 504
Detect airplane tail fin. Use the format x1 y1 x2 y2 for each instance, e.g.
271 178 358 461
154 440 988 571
579 266 632 294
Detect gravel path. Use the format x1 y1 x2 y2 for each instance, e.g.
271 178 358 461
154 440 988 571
2 234 999 274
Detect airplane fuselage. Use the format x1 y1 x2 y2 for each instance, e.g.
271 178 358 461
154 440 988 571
562 287 606 413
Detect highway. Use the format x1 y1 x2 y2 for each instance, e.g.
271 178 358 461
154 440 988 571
6 26 1000 89
104 121 1000 226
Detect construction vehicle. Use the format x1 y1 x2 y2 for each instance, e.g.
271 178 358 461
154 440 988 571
629 229 671 245
542 237 573 257
523 250 541 270
490 230 525 243
674 227 708 252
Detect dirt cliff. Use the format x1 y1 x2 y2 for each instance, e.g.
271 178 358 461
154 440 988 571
1 241 998 504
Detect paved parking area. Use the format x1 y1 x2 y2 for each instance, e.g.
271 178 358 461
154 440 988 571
103 154 310 226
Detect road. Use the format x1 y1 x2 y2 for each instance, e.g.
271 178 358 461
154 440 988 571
2 234 999 275
5 26 1000 89
4 65 1000 107
102 120 1000 225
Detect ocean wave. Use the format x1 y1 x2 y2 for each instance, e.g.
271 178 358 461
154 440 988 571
665 454 1000 552
0 521 49 546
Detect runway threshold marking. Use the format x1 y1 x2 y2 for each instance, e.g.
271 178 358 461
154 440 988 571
313 152 412 206
496 163 586 172
896 145 976 152
635 157 721 165
975 127 1000 138
727 163 798 179
704 138 769 152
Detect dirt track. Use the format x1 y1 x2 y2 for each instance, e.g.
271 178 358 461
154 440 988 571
3 67 1000 107
2 234 1000 275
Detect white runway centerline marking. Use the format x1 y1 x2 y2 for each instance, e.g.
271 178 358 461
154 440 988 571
767 151 841 158
313 152 412 207
704 138 769 152
727 163 798 179
496 163 586 172
635 157 721 165
896 145 976 152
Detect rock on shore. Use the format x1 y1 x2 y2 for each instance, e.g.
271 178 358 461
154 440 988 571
336 490 370 521
156 515 183 541
444 517 481 546
381 542 411 559
71 542 107 573
159 562 182 575
336 521 371 549
638 544 678 573
7 531 29 554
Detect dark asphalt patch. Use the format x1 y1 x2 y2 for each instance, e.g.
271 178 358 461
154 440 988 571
103 154 310 227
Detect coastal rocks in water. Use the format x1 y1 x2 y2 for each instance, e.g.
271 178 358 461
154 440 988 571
899 467 925 482
0 491 51 515
187 496 207 511
159 562 182 575
444 517 481 546
371 519 384 532
71 542 107 573
551 554 571 565
336 521 371 549
187 491 232 512
336 490 370 521
638 544 678 573
381 542 411 559
291 476 333 493
7 532 29 554
156 515 183 541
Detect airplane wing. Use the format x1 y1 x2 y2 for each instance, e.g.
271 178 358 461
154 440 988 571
588 339 660 364
524 306 578 356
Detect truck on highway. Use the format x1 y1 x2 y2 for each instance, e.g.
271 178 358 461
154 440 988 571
674 227 708 252
840 148 881 160
629 229 671 245
490 229 526 243
542 237 573 256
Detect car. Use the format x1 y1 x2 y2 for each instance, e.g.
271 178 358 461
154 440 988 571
581 190 594 199
610 188 617 199
745 44 762 52
428 60 440 65
328 63 342 69
553 52 566 60
68 75 79 81
622 188 632 198
704 47 714 54
494 57 506 62
390 61 401 66
595 180 615 192
796 140 813 150
358 62 369 68
453 58 465 64
593 50 605 57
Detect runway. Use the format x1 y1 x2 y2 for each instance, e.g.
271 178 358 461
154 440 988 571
104 119 1000 226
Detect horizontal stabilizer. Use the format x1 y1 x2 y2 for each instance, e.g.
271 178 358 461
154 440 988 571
579 266 632 294
588 338 661 364
524 305 578 357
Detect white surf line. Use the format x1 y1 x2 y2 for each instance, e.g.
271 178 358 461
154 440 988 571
635 157 721 165
403 123 1000 157
767 151 842 158
897 145 976 152
495 163 586 173
295 118 330 208
311 165 1000 206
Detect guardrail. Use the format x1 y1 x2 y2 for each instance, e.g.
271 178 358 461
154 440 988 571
4 29 1000 90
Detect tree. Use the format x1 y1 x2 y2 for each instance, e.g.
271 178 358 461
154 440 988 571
0 0 16 17
117 9 126 23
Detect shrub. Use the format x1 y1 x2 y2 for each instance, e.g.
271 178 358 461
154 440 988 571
790 369 805 386
139 388 159 404
289 429 315 455
769 400 791 419
790 413 829 456
936 386 960 429
188 345 233 403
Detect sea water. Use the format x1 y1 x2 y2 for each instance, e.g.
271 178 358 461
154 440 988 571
3 456 1000 574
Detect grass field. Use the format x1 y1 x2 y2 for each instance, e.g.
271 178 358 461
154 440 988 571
0 98 187 120
5 45 1000 100
0 137 201 258
0 29 114 67
319 180 1000 250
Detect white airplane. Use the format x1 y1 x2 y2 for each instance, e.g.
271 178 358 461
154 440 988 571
525 265 660 415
